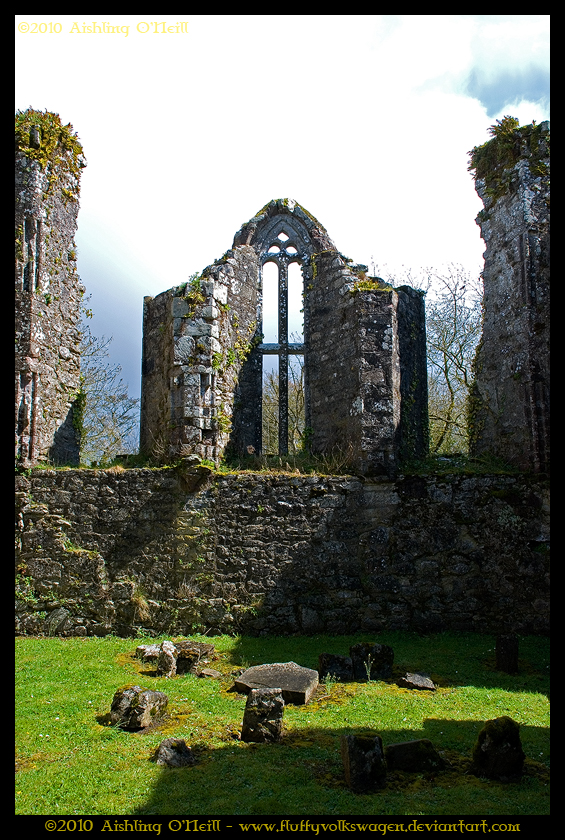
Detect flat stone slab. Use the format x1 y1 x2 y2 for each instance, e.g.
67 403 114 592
233 662 319 705
396 672 435 691
197 668 222 679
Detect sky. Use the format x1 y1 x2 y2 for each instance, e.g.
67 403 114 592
15 15 550 400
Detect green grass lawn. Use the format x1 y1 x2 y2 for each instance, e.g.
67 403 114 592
15 632 549 816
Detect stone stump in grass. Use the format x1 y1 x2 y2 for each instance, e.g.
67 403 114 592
110 685 168 731
136 644 160 664
241 688 284 743
471 716 525 780
318 653 354 682
157 640 177 678
350 643 394 681
341 734 387 792
176 640 215 674
396 672 435 691
152 738 195 767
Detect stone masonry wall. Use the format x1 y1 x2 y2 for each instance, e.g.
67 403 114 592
141 200 428 474
469 120 550 472
15 110 86 466
16 468 549 638
140 247 261 462
306 252 428 475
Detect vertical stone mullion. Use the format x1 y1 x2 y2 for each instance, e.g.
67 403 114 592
278 257 288 455
279 350 288 455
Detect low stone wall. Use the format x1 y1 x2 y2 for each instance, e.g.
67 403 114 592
15 468 549 637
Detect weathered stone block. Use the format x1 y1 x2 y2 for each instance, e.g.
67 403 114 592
175 640 215 674
110 685 168 731
241 688 284 743
152 738 195 767
350 643 394 681
157 640 177 678
234 662 318 705
318 653 354 682
396 672 435 691
471 716 525 779
341 734 387 792
136 644 160 663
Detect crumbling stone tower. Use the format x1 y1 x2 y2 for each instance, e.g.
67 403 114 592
141 199 428 475
468 119 550 472
15 110 86 466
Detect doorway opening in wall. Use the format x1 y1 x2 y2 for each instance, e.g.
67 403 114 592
259 244 305 455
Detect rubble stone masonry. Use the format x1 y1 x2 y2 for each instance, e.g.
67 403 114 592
15 110 86 466
469 119 550 472
16 468 549 638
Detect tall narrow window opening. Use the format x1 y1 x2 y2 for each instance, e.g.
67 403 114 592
258 226 306 455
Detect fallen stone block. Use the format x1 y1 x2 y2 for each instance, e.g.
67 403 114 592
396 672 435 691
135 644 160 663
197 667 222 679
341 734 387 792
152 738 195 767
157 640 177 678
385 739 447 772
241 688 284 743
350 643 394 681
318 653 354 682
174 641 202 675
110 685 168 731
470 716 525 780
234 662 319 705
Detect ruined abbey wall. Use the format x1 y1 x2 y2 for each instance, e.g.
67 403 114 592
16 469 549 638
140 200 428 475
305 250 428 473
14 114 550 641
15 111 86 466
469 120 550 473
140 246 260 463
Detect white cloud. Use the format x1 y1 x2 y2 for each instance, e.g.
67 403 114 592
15 14 549 398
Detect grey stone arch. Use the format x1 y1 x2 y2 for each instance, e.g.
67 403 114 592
252 213 314 454
231 199 338 458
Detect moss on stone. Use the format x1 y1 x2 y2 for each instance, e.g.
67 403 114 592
468 116 549 203
15 109 86 201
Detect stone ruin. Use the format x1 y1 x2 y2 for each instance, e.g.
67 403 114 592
15 110 550 478
104 639 528 786
14 111 550 640
468 119 550 473
15 110 86 467
140 198 428 476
